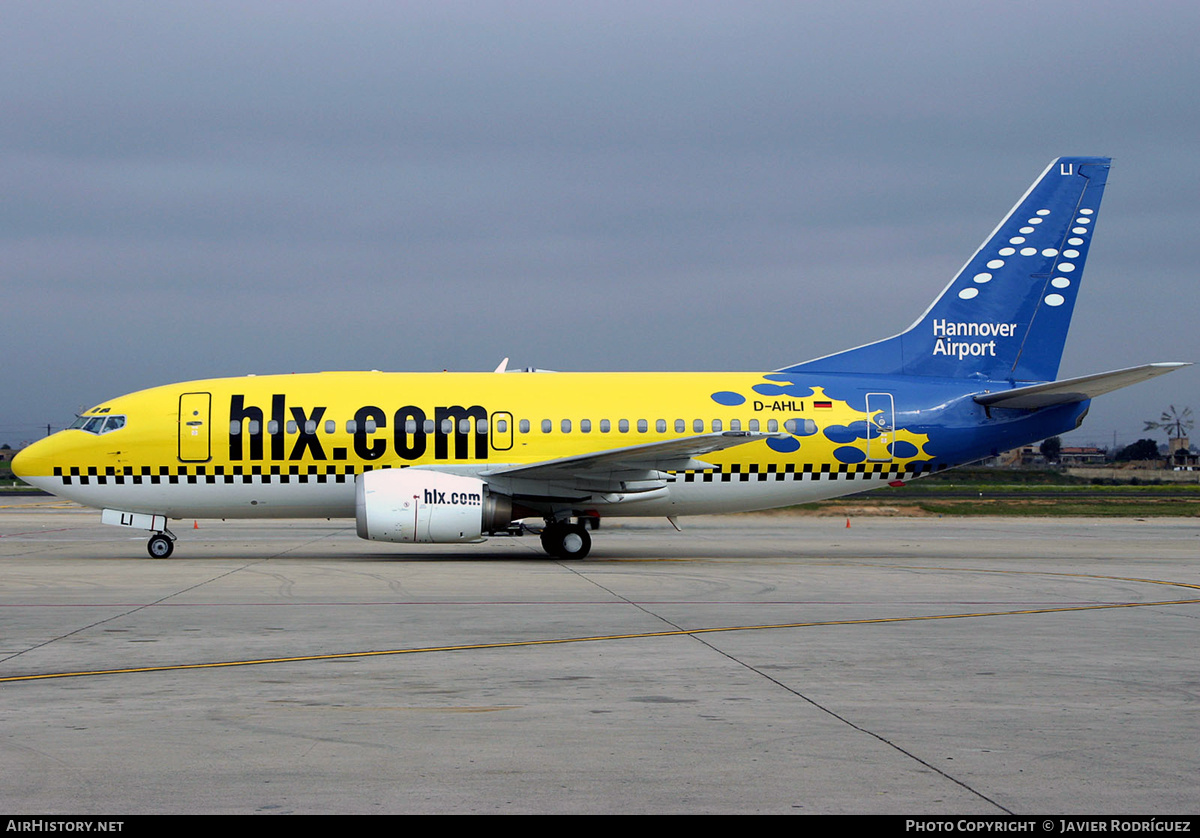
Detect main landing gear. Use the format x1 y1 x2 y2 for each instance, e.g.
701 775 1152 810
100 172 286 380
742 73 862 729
539 520 592 560
147 530 176 559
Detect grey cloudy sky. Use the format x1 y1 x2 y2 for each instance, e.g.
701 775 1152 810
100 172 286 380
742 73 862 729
3 1 1196 450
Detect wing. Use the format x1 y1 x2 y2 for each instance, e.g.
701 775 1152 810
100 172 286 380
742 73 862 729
479 431 785 503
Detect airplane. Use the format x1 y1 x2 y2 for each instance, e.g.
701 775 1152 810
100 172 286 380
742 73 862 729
12 157 1190 560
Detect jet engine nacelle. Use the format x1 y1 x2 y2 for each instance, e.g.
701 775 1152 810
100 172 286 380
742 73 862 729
355 469 512 543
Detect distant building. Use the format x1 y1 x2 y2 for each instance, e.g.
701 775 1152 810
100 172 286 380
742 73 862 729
995 445 1044 467
1058 446 1108 465
993 444 1106 467
1168 437 1198 467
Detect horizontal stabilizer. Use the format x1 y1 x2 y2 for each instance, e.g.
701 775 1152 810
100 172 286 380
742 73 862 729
974 363 1191 410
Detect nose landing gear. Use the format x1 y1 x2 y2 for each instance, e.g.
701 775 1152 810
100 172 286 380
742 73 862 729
147 530 176 559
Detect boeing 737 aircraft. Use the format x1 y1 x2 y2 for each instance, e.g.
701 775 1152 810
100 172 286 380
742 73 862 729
13 157 1189 559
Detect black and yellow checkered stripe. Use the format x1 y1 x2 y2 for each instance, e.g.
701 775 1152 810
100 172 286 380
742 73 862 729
52 460 946 487
672 461 943 483
53 463 392 486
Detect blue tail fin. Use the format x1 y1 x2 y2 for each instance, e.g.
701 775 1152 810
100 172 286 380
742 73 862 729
784 157 1111 383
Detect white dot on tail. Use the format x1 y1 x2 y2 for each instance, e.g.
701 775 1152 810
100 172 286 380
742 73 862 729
959 288 979 300
1045 294 1065 306
1052 277 1071 288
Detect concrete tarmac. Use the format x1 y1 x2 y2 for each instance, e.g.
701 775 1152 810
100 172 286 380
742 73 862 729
1 497 1197 814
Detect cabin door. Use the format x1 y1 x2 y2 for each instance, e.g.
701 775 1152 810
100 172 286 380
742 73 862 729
178 392 212 462
865 392 895 462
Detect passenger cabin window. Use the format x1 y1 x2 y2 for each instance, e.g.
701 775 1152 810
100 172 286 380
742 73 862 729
541 419 552 433
600 419 611 433
784 418 818 435
325 420 336 434
580 419 591 433
637 419 648 433
618 419 629 433
693 419 704 433
561 419 572 433
675 419 685 433
519 419 530 434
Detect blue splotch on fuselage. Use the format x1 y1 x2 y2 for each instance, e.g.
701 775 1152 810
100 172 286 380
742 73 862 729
795 373 1091 470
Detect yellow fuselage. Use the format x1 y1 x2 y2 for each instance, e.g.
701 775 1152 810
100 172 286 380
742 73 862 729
14 371 928 520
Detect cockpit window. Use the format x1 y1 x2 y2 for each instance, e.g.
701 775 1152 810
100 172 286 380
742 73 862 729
73 415 127 435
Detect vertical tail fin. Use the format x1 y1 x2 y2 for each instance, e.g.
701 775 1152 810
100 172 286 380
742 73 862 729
785 157 1111 383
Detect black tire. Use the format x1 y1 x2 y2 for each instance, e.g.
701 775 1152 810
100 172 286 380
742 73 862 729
147 534 174 559
539 522 591 559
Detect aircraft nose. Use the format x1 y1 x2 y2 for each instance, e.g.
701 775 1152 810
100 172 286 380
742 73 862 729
10 445 31 481
10 436 54 485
